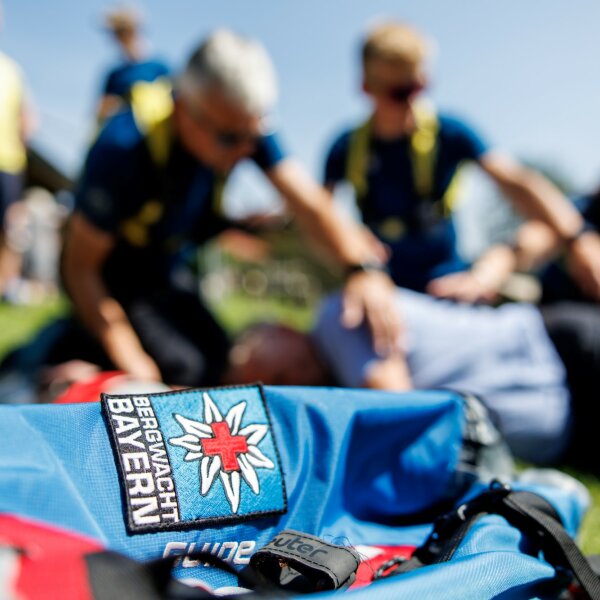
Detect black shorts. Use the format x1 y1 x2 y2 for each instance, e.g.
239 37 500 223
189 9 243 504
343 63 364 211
116 285 231 387
0 170 23 225
542 302 600 470
11 286 231 389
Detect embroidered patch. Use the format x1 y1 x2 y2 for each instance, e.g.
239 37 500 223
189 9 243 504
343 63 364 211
101 385 287 533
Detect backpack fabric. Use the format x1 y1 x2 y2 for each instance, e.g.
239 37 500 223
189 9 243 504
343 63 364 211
0 385 588 598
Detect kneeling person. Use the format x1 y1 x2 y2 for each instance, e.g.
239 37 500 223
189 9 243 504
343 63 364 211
63 30 400 388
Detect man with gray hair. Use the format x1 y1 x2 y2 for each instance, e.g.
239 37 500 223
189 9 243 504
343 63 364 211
62 30 398 388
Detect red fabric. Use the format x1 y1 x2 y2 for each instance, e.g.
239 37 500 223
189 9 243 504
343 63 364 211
53 372 127 404
351 544 416 588
0 514 104 599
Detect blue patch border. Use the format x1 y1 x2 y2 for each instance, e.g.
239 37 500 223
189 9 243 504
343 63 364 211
101 383 288 534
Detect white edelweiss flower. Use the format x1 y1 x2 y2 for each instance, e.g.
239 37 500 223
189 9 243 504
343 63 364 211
169 392 275 513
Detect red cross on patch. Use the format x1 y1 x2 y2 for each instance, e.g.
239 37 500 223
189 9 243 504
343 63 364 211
201 421 249 472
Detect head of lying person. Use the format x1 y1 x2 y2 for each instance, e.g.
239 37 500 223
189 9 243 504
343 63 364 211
173 29 278 174
223 323 333 387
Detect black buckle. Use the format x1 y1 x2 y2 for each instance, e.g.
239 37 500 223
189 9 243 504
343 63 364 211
428 480 512 543
248 530 360 593
373 556 408 580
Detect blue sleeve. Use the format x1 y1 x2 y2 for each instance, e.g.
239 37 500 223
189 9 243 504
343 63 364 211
311 294 379 388
102 68 120 96
75 117 140 232
575 195 600 230
140 59 171 84
149 58 170 78
252 131 287 171
440 115 489 161
323 131 350 186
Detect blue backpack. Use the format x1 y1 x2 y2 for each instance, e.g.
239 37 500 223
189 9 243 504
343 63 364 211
0 385 595 599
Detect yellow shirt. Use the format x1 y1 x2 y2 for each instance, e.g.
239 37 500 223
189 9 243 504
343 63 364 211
0 52 26 173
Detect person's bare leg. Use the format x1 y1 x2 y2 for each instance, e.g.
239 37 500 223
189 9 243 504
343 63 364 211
0 235 22 297
0 201 29 300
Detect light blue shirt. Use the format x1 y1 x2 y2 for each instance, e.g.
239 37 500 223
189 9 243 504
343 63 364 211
313 289 572 464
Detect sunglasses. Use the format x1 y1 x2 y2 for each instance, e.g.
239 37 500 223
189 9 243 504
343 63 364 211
184 102 262 149
214 129 261 149
370 81 425 103
388 83 424 102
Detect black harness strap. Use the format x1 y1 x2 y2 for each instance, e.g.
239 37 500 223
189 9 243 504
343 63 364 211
376 480 600 600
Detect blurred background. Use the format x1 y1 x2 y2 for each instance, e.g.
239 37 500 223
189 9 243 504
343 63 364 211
3 0 599 309
1 0 600 549
4 0 600 211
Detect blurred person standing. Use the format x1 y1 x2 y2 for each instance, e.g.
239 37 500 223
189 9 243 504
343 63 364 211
61 30 399 388
96 5 170 122
0 1 36 299
324 21 596 302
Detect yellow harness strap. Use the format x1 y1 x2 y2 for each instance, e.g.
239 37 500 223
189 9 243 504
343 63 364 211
411 101 464 216
345 101 462 218
120 79 226 247
130 78 173 168
345 118 372 203
410 100 439 199
440 163 463 216
0 53 27 173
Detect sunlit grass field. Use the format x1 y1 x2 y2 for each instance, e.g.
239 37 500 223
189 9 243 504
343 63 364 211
0 296 597 552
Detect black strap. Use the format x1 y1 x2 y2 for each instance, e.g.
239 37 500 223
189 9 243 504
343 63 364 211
85 551 165 600
377 481 600 600
86 536 357 598
248 529 361 593
86 549 282 599
502 492 600 599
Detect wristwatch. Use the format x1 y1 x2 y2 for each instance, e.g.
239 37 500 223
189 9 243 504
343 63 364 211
345 262 389 278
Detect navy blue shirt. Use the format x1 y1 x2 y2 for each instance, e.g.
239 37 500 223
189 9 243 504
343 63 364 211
324 113 489 291
102 58 170 99
75 108 286 290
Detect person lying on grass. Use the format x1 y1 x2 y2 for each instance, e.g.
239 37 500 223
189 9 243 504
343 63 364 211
224 285 599 472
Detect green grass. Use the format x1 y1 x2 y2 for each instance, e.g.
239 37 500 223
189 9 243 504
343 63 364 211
208 292 315 334
565 468 600 553
0 297 67 356
0 296 598 552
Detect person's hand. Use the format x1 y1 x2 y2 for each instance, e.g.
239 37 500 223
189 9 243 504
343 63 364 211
426 270 502 304
341 269 402 356
360 225 390 265
567 231 600 302
123 351 163 383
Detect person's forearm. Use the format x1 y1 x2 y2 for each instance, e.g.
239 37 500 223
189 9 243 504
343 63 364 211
97 295 149 372
268 159 401 354
268 160 382 267
500 169 582 241
470 244 517 290
512 221 562 272
64 266 151 374
363 355 413 391
482 154 583 242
